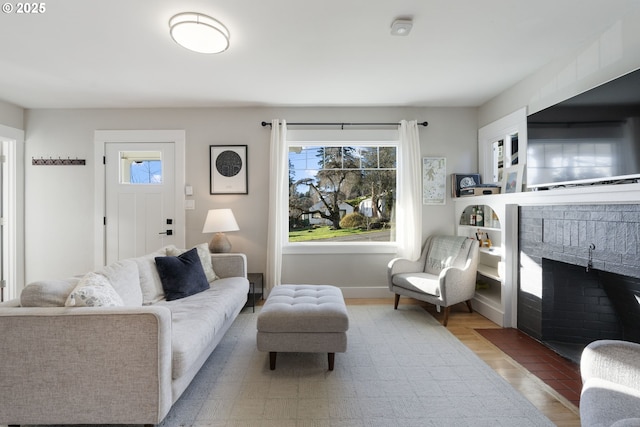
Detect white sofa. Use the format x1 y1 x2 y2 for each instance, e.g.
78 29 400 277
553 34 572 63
580 339 640 427
0 245 249 426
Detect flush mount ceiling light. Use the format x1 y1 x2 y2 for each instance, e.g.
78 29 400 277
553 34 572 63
169 12 230 54
390 18 413 36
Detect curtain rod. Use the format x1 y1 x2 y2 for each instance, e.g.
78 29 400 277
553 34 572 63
261 121 428 128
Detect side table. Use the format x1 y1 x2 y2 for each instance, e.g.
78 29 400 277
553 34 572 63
245 273 264 313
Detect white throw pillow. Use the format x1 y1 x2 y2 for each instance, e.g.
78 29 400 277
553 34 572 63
65 272 124 307
98 259 142 306
134 247 170 305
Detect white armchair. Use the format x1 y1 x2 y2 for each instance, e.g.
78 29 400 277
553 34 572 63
388 235 479 326
580 339 640 426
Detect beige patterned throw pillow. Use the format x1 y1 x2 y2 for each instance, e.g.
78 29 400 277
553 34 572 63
65 272 124 307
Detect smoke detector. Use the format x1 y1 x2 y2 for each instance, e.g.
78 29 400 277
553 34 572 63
391 18 413 36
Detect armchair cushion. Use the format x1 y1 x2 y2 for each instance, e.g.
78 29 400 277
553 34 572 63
391 272 440 296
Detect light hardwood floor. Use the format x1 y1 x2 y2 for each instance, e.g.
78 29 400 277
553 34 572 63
345 298 582 426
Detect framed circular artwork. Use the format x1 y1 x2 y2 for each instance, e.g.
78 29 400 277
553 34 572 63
209 145 248 194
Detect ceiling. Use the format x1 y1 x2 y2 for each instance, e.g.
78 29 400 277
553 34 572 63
0 0 638 109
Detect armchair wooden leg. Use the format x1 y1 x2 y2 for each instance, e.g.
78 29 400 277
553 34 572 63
443 306 451 326
394 293 400 309
465 300 473 313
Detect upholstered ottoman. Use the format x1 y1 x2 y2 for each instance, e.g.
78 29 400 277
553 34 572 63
257 284 349 370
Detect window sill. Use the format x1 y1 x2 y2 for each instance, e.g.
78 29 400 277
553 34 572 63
283 242 398 255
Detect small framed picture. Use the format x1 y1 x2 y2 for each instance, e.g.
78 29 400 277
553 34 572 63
422 157 447 205
451 173 481 197
210 145 248 194
501 165 523 193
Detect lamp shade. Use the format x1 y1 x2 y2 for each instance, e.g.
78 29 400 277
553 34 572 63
169 12 230 54
202 209 239 233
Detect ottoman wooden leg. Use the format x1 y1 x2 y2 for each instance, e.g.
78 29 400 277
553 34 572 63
269 352 277 370
328 352 335 371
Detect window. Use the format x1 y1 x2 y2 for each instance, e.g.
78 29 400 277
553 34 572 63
119 151 162 184
288 143 397 243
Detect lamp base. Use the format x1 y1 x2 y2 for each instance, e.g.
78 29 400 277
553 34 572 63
209 232 232 253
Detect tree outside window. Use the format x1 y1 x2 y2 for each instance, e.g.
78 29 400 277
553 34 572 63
288 144 396 243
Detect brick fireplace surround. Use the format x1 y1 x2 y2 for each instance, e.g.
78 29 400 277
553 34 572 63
518 203 640 361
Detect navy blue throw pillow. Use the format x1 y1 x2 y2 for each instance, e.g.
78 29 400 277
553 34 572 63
155 247 210 301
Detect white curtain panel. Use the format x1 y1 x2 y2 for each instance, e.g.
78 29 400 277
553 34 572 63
266 119 287 293
396 120 423 260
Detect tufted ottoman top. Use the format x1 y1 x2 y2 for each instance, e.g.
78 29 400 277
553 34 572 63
257 284 349 333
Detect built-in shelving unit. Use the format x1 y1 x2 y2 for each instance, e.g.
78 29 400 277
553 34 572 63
455 199 518 327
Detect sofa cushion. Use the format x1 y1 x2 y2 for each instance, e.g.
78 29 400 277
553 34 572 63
65 272 124 307
166 243 218 283
98 259 142 306
155 276 249 379
20 278 79 307
155 248 209 301
392 272 440 296
134 247 169 305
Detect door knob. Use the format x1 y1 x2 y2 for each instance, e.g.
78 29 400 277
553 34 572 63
159 230 173 236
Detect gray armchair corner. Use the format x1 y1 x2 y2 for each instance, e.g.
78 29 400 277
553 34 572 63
388 235 479 326
580 339 640 426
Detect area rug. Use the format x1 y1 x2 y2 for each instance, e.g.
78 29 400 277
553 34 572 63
154 304 553 427
25 304 553 427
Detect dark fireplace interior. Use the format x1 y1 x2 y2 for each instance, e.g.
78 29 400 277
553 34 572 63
541 259 628 363
518 204 640 364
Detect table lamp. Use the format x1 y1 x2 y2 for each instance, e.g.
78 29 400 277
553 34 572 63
202 208 239 253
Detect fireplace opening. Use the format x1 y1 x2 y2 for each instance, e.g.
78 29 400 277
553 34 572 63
541 258 626 363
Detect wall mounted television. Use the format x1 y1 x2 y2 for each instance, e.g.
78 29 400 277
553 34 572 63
526 68 640 189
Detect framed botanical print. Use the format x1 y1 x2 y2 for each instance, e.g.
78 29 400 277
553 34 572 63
210 145 248 194
422 157 446 205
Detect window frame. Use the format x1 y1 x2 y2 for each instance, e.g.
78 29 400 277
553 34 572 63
285 138 399 255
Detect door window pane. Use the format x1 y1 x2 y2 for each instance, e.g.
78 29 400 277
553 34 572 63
120 151 162 184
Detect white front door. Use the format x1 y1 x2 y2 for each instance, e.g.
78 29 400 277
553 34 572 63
105 142 177 264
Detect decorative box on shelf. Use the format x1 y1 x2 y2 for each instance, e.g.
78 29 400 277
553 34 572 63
460 185 500 197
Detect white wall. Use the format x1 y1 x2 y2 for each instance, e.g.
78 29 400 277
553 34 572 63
0 99 24 130
23 106 478 294
479 8 640 126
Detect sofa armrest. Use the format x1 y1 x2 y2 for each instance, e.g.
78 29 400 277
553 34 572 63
211 253 247 279
581 340 640 392
0 306 173 425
